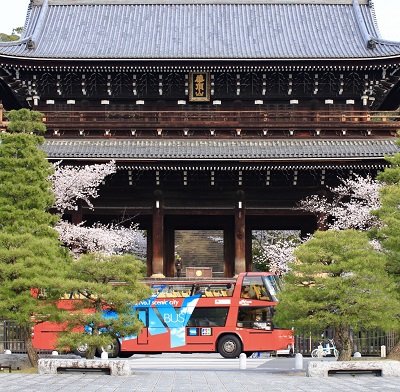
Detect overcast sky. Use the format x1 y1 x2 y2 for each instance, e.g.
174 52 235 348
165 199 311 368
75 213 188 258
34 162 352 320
0 0 399 41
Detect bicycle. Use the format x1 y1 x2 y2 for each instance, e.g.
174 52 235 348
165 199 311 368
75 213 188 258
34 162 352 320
311 338 339 358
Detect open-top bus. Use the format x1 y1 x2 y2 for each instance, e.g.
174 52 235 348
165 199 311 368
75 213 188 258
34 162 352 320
32 272 294 358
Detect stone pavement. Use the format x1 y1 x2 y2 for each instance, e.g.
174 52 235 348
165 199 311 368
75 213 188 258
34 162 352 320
0 368 399 391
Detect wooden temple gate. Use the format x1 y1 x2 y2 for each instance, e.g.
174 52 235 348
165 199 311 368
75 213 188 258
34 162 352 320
1 0 400 277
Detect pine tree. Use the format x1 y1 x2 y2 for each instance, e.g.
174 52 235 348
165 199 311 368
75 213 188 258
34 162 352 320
274 229 400 361
1 109 149 364
56 253 151 359
6 108 46 134
0 132 71 367
374 151 400 358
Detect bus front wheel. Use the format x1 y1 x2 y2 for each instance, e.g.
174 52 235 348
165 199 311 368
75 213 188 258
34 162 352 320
217 334 242 358
96 340 121 358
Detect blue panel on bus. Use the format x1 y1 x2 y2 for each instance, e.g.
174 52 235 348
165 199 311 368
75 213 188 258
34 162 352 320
148 307 168 335
122 293 201 347
188 328 199 336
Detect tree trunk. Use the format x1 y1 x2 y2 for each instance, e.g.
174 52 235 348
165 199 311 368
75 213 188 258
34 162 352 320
335 325 353 361
86 345 96 359
85 322 99 359
22 325 39 368
387 339 400 360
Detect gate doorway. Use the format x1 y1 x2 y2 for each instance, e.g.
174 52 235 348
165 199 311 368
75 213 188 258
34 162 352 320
162 215 235 278
174 230 224 278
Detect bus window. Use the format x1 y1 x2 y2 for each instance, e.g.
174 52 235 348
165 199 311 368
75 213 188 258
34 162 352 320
237 306 273 330
240 276 270 301
138 309 148 327
186 307 229 327
263 276 280 302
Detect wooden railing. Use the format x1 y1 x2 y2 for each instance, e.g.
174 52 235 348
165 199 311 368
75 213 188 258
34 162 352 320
42 110 400 133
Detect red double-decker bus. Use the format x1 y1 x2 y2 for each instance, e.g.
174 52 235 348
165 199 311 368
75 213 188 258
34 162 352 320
32 272 294 358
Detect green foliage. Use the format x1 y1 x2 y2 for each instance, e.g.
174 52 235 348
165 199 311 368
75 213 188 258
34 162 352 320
6 109 46 134
0 133 55 219
0 26 22 41
0 33 19 42
375 151 400 279
12 27 23 36
275 230 400 359
369 148 400 359
0 133 72 366
377 151 400 184
56 253 152 358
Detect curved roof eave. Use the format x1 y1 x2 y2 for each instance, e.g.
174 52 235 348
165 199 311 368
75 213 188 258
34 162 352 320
2 54 400 64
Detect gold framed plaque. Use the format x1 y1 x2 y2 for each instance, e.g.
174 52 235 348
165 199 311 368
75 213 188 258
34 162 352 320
189 72 210 102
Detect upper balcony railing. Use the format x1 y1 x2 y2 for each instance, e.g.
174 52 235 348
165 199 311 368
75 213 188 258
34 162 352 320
36 109 400 137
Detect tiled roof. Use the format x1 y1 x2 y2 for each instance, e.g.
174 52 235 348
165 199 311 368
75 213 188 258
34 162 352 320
1 0 400 60
42 138 398 163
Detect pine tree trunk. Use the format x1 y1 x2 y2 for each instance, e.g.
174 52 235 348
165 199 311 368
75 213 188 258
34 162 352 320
387 339 400 360
86 346 96 359
22 325 39 368
335 325 353 361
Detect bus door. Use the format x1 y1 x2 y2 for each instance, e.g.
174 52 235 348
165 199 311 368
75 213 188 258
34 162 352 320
137 308 149 344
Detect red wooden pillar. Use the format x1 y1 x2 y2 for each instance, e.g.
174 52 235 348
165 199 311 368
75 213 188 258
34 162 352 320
245 225 252 272
316 190 329 231
164 223 175 277
234 199 246 276
151 193 165 277
224 222 235 277
71 201 83 225
317 212 328 231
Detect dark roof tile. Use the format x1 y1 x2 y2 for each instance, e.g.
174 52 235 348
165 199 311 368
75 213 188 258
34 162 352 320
1 0 400 60
42 138 398 162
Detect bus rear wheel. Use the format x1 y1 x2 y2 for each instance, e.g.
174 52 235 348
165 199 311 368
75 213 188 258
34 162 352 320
74 343 89 357
217 334 242 358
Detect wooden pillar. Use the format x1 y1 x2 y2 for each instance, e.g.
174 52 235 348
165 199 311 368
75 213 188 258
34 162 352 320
151 192 165 278
317 212 328 231
146 228 153 277
224 223 234 277
245 225 252 272
164 223 175 278
316 190 329 231
234 198 246 276
71 201 83 225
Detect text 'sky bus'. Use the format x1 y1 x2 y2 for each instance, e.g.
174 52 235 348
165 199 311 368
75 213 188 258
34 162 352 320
32 272 294 358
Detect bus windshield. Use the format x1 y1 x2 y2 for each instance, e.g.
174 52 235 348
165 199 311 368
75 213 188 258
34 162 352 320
263 275 281 302
239 274 280 302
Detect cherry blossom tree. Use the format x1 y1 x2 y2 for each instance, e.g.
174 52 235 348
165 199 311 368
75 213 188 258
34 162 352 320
252 230 305 275
297 174 381 231
56 220 146 258
48 160 148 357
49 161 147 259
51 161 116 214
252 175 381 276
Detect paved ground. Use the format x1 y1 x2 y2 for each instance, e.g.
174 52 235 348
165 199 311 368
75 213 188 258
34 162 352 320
0 354 398 391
